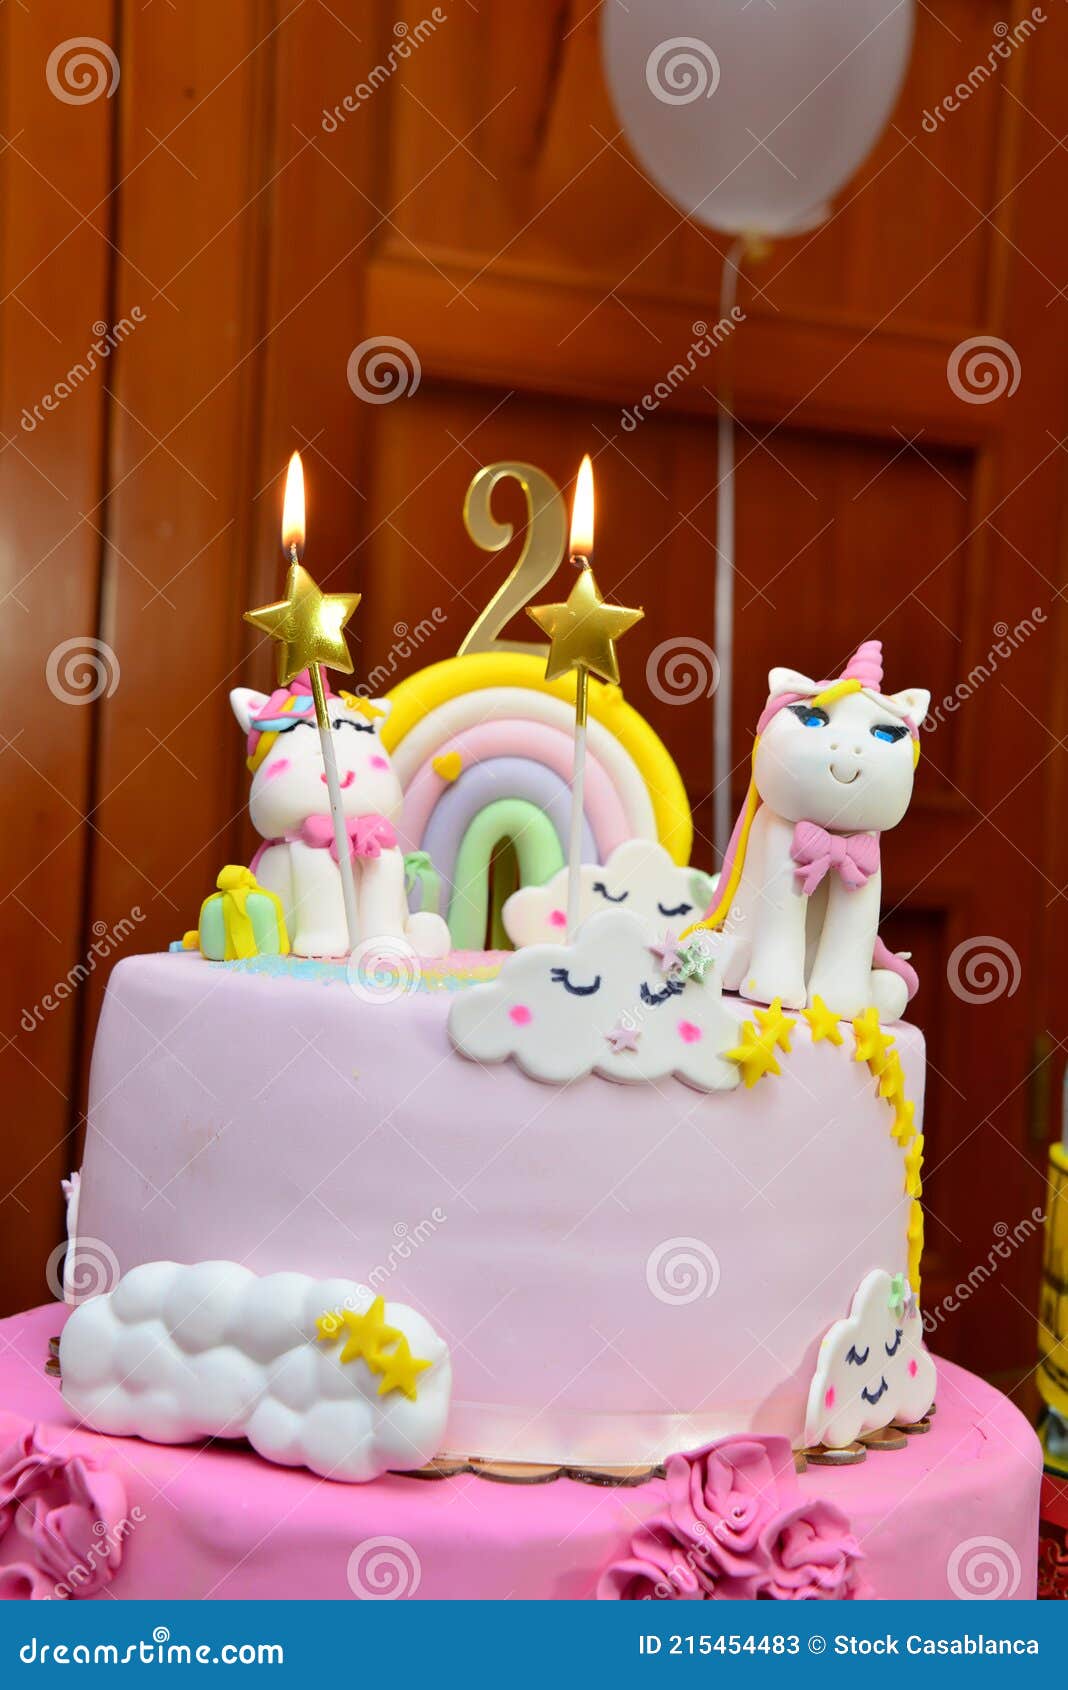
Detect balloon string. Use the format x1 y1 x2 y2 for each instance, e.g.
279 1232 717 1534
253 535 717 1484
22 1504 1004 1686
713 237 745 866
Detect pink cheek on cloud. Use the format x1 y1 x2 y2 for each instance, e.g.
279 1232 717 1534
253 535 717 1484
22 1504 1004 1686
370 754 389 771
263 758 290 781
678 1021 702 1044
548 909 567 928
509 1004 532 1027
824 1385 835 1409
908 1358 918 1378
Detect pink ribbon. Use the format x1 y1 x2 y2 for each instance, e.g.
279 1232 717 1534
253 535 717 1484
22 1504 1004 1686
791 821 879 897
296 812 397 863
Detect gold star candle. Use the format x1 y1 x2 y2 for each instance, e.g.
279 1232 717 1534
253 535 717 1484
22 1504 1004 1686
527 456 643 937
245 453 362 953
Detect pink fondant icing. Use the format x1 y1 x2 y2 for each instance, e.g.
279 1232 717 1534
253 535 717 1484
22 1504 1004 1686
509 1004 532 1026
78 953 923 1464
677 1020 701 1044
549 909 566 928
398 719 630 859
0 1307 1040 1600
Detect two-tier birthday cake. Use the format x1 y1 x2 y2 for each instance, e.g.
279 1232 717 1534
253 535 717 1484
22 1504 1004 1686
0 457 1042 1600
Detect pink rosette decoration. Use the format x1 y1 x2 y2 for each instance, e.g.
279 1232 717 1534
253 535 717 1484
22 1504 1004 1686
597 1519 710 1601
598 1434 867 1602
664 1435 797 1592
759 1498 867 1601
0 1427 129 1600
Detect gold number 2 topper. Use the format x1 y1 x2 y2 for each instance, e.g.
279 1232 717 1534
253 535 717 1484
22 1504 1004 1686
458 463 568 658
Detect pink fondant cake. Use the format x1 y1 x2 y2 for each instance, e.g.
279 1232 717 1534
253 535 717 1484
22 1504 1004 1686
0 636 1042 1600
0 1307 1041 1599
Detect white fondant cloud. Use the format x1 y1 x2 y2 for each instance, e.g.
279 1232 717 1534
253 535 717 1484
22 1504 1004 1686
60 1261 451 1483
448 908 740 1091
804 1268 936 1449
502 839 716 949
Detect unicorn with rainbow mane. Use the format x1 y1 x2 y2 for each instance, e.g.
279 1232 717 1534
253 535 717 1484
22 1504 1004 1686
691 641 929 1022
230 672 451 959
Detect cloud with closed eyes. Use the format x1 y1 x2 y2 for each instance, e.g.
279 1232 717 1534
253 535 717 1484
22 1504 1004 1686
804 1268 936 1449
448 908 740 1091
502 839 717 949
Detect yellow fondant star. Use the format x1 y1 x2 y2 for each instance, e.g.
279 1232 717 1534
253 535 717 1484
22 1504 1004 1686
802 996 844 1046
725 1022 782 1089
245 560 361 687
907 1198 924 1294
904 1133 924 1198
319 1297 401 1367
878 1052 905 1106
753 999 796 1053
852 1007 894 1075
526 567 643 686
891 1097 915 1147
315 1310 344 1343
374 1334 432 1402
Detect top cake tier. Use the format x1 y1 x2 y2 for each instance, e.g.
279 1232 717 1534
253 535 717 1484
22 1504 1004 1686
75 952 923 1466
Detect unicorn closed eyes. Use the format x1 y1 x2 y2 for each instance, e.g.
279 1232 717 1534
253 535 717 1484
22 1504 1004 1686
692 642 930 1022
230 672 451 959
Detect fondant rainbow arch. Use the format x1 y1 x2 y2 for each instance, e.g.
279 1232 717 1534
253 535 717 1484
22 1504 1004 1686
383 652 691 949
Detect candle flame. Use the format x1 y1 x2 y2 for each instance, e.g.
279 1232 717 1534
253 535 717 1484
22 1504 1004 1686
569 454 594 561
282 451 306 558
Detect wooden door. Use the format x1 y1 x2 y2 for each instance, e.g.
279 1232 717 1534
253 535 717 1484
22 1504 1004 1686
2 0 1066 1409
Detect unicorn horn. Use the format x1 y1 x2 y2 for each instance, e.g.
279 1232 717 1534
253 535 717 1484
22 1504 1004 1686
841 640 883 690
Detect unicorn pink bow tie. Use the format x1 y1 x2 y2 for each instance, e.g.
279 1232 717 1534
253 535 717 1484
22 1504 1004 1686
791 821 879 897
297 813 397 862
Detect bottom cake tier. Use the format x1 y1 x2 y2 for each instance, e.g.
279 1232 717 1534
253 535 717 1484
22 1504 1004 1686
0 1305 1041 1601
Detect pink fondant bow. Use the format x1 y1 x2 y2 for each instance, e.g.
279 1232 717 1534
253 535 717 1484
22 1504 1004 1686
791 821 879 897
297 812 397 863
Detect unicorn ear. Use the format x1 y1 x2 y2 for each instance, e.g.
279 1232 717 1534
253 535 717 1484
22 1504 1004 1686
767 666 819 701
885 687 931 728
230 687 268 734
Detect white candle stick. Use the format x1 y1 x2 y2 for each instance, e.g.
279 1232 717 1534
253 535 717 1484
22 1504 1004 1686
567 669 589 940
307 657 360 954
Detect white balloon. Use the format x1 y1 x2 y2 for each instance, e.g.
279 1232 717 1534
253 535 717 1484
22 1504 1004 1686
602 0 914 236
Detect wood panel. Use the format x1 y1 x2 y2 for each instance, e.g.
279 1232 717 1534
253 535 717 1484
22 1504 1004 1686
0 4 116 1312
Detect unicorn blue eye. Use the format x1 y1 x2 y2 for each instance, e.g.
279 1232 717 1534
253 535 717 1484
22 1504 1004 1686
789 704 830 729
549 967 602 997
871 722 907 744
592 881 628 903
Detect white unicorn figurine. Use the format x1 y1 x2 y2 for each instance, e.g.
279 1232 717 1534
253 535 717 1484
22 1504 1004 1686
693 642 929 1022
230 671 450 959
